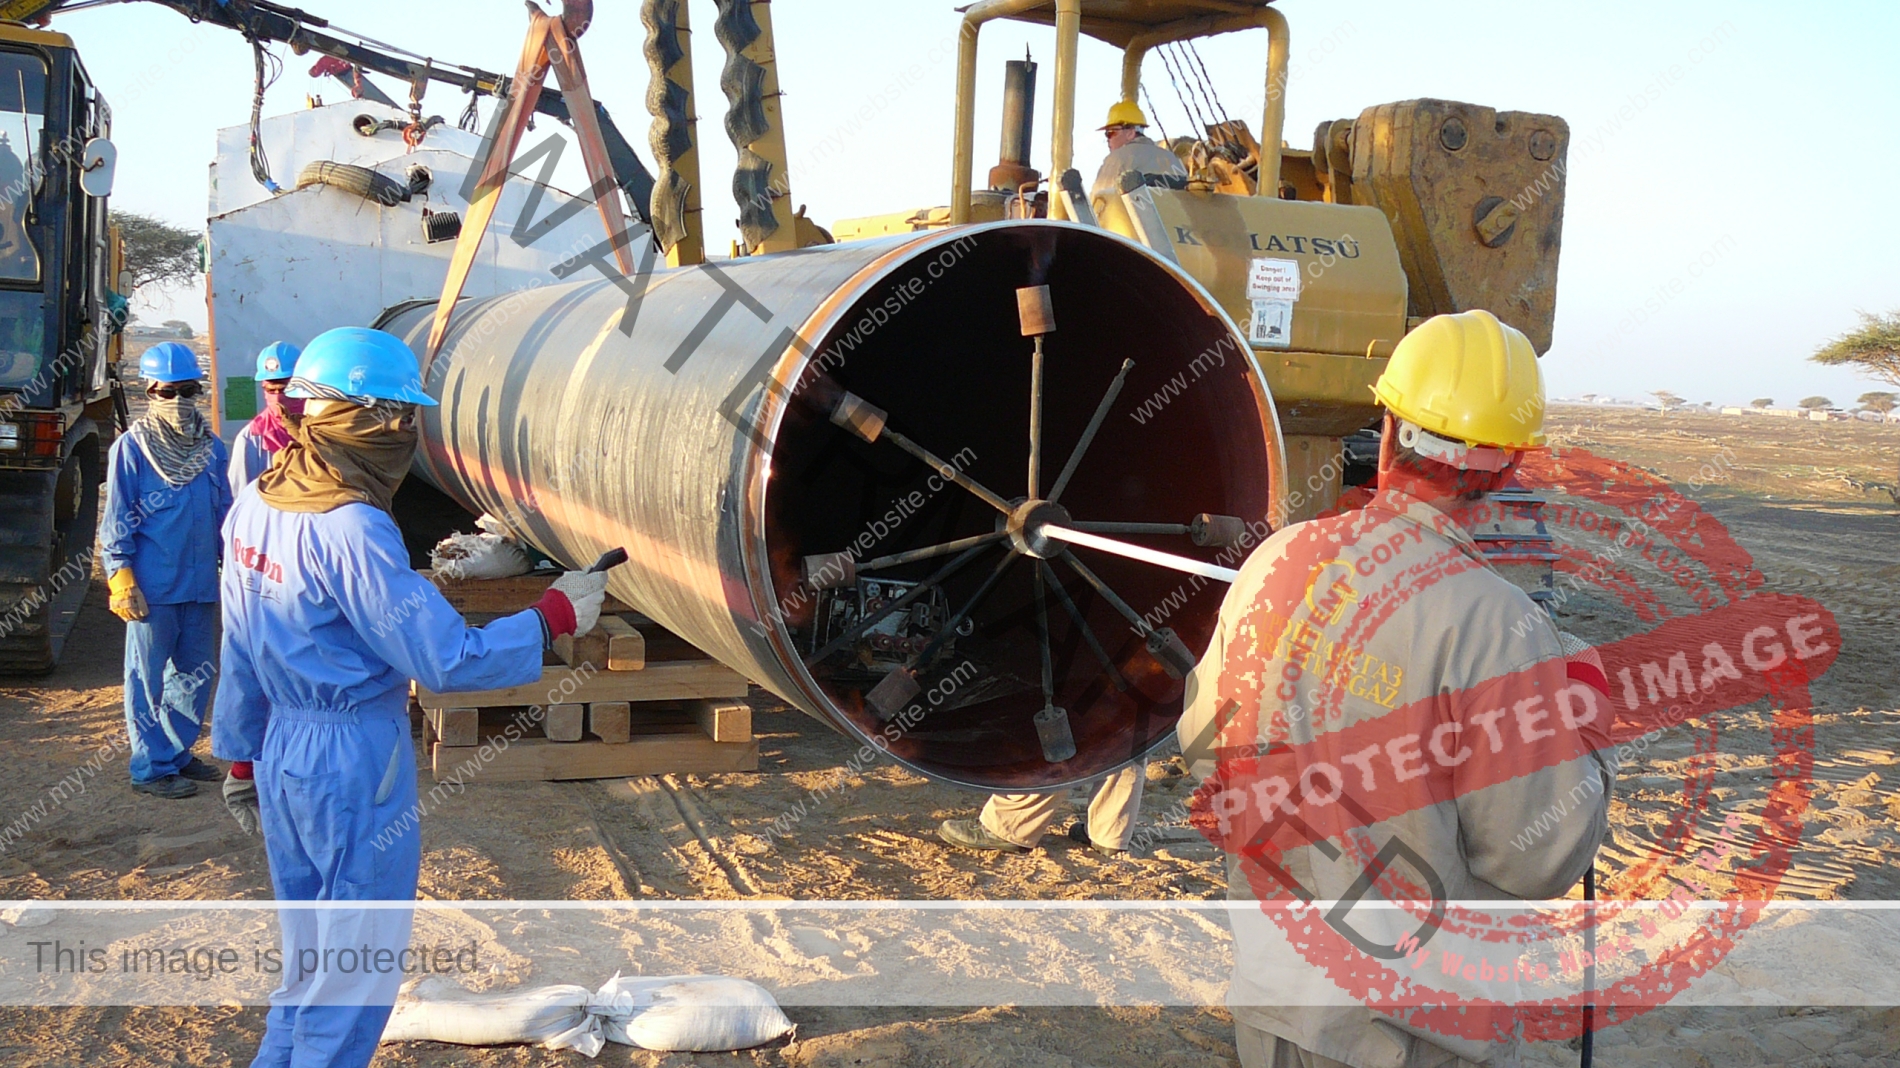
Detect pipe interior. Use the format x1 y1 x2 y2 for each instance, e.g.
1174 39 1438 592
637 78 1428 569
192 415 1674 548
764 226 1275 790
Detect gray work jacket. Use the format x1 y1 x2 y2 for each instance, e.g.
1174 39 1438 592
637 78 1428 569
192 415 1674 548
1090 134 1186 200
1180 488 1617 1067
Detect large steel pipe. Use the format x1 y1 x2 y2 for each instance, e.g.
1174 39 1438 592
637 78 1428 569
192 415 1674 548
383 220 1283 790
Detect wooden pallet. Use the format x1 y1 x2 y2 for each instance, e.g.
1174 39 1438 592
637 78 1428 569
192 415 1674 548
415 657 747 709
412 571 757 782
421 697 757 783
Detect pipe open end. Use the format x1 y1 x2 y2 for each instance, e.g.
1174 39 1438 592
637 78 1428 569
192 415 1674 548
760 223 1279 790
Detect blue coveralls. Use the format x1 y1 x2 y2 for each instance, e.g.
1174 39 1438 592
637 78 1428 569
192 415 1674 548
212 485 545 1068
102 433 232 783
228 423 274 495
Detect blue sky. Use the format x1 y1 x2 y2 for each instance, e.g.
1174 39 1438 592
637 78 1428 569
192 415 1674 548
56 0 1900 408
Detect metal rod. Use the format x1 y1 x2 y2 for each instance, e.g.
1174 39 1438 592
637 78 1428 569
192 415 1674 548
1256 6 1289 201
911 550 1018 668
545 17 636 276
1069 521 1190 536
1035 566 1055 708
1048 358 1134 504
423 10 557 368
1040 560 1130 692
859 531 1008 572
808 542 994 664
1048 0 1082 221
1045 525 1240 583
1059 551 1152 636
882 427 1014 515
1582 865 1596 1068
1028 334 1045 499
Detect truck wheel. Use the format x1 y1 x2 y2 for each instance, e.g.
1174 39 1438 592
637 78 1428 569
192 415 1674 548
0 430 100 674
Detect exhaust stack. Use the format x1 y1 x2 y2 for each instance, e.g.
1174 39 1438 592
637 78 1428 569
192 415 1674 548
989 51 1040 193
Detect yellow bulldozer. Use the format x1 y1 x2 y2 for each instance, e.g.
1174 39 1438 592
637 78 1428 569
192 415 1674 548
832 0 1569 523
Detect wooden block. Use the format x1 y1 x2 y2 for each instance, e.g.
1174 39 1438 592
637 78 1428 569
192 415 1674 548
432 733 759 783
417 660 748 709
420 570 633 616
690 699 752 743
437 707 480 748
440 705 543 745
588 701 631 744
552 628 610 671
545 703 586 742
597 616 646 671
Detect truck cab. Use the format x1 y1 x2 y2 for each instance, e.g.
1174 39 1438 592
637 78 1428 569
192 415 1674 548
0 20 121 671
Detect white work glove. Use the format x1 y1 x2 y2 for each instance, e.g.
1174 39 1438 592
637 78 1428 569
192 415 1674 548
549 569 609 636
222 770 259 836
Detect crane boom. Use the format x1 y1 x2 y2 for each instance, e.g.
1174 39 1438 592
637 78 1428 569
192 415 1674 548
3 0 655 221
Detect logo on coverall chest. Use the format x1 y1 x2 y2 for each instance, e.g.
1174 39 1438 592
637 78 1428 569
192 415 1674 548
231 536 285 584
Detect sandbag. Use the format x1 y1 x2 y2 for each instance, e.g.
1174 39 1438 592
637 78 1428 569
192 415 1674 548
0 906 55 928
380 975 603 1057
379 972 793 1056
595 974 795 1052
430 517 533 581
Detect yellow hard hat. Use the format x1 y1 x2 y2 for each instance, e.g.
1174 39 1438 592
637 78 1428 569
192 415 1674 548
1100 100 1148 130
1373 309 1546 449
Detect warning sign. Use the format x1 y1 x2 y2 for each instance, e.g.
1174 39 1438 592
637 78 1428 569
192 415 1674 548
1246 258 1302 302
1249 298 1294 348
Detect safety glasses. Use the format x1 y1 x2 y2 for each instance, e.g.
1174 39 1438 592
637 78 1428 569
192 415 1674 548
147 383 202 400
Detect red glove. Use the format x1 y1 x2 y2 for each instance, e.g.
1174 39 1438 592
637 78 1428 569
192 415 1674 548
229 760 254 781
531 587 577 640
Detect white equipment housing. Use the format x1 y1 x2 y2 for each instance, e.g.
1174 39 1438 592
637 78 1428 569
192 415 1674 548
205 100 638 440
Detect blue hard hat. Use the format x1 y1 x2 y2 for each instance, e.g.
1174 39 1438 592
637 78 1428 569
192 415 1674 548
255 341 301 382
139 342 203 383
285 327 438 407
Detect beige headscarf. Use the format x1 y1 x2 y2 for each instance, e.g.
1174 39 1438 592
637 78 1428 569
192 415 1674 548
255 401 418 515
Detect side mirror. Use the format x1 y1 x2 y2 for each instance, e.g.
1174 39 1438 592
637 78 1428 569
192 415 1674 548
80 138 116 198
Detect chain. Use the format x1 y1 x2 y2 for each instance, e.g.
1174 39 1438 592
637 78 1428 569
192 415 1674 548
1156 44 1209 140
1185 41 1232 128
1140 82 1171 147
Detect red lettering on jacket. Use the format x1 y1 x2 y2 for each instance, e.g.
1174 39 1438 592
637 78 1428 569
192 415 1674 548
230 536 284 584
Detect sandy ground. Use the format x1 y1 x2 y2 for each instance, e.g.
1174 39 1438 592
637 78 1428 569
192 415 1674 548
0 406 1893 1066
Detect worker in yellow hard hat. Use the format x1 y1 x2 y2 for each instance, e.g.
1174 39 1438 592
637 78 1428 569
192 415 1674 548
1091 98 1185 206
1176 309 1618 1068
1370 308 1550 475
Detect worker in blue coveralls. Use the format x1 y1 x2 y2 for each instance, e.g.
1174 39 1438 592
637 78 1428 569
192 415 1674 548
228 340 303 493
104 341 232 799
211 326 609 1068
